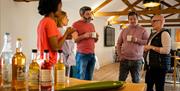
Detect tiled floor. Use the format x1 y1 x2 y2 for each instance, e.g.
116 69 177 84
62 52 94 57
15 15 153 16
93 63 180 91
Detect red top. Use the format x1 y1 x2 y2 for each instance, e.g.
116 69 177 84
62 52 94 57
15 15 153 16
37 17 62 65
72 20 96 54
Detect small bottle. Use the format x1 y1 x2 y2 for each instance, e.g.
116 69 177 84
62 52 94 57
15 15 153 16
54 50 66 90
12 38 26 90
0 33 13 87
40 50 52 91
28 49 40 90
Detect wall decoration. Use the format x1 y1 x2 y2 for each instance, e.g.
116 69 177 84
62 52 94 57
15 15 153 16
104 26 115 47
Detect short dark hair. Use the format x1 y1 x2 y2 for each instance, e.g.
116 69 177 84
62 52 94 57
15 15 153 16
79 6 91 16
128 11 138 19
38 0 62 16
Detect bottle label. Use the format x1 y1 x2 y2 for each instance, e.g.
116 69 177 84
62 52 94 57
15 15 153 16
17 65 26 81
28 69 39 83
3 64 12 82
57 70 65 83
41 70 51 82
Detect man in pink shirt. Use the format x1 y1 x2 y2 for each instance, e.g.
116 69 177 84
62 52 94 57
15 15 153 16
72 6 99 80
117 12 149 83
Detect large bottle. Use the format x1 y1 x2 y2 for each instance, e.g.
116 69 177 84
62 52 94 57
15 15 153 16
28 49 40 90
40 50 52 91
54 50 66 90
0 33 13 87
12 38 26 90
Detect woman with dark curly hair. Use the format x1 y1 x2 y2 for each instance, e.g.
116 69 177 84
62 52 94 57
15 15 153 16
37 0 74 66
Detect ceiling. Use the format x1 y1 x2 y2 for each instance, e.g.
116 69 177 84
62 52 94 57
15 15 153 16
91 0 180 27
16 0 180 27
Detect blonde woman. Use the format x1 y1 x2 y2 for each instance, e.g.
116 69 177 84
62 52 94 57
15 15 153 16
55 11 76 78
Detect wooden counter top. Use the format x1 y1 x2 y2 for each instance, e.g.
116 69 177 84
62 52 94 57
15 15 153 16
0 78 145 91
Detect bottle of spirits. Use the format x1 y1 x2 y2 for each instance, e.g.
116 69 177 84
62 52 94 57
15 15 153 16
54 50 66 90
12 38 26 90
0 33 13 87
40 50 52 91
28 49 40 90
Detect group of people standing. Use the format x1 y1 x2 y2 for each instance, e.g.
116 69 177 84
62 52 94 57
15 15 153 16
117 10 171 91
37 0 98 81
36 0 171 91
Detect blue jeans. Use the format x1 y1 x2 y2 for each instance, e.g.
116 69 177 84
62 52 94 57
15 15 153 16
75 52 96 80
119 59 143 83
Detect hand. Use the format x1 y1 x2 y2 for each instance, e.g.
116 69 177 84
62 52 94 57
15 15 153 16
95 33 99 42
65 27 75 35
83 32 91 39
131 36 137 42
144 45 152 52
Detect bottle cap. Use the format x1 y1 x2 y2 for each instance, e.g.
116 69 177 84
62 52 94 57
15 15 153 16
58 50 63 53
32 49 37 53
17 38 22 41
5 32 10 35
44 50 49 53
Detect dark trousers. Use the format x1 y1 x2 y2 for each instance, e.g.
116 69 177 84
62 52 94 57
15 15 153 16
119 59 143 83
145 67 166 91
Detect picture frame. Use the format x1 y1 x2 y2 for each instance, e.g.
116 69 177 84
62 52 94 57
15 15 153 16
104 26 115 47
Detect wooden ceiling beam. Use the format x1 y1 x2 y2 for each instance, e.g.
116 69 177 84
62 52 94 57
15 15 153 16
135 6 152 18
142 24 180 27
160 1 172 7
164 14 175 18
123 0 142 11
110 0 142 21
174 0 180 3
111 19 180 24
122 0 145 20
92 0 112 13
94 8 180 16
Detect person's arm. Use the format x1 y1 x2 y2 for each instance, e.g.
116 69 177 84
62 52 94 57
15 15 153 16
132 29 149 45
48 27 74 51
73 31 91 43
117 30 124 59
150 31 171 54
94 33 99 42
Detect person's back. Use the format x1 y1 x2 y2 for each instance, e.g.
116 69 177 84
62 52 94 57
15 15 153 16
37 17 60 64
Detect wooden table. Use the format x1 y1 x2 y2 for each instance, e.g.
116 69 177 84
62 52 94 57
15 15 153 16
0 78 145 91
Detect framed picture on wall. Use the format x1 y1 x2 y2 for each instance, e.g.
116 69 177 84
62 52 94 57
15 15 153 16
104 26 115 47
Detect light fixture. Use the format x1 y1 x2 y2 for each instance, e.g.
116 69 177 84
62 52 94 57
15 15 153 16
143 0 160 7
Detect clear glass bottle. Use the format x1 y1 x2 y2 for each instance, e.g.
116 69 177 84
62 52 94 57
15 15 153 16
0 33 13 87
40 50 52 91
54 50 66 90
12 38 26 90
28 49 40 90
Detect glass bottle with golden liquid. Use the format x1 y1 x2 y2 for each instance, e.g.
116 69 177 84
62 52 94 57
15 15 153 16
28 49 40 90
54 50 66 90
12 38 26 90
40 50 52 91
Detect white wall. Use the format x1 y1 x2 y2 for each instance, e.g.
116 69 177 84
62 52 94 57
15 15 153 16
0 0 41 62
0 0 118 67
